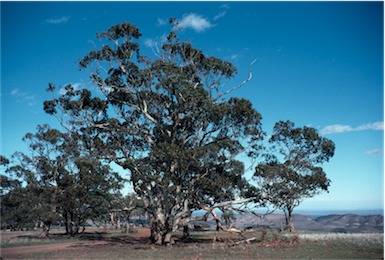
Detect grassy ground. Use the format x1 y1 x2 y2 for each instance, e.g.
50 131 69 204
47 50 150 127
1 229 383 259
18 239 384 259
1 234 80 248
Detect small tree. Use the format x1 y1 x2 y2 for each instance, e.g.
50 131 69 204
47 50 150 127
58 156 123 235
108 193 146 232
254 120 335 232
1 125 124 236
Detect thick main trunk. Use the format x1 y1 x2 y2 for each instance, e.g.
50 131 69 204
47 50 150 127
64 210 81 236
132 167 185 246
135 181 180 245
149 220 174 245
284 209 296 233
39 221 51 238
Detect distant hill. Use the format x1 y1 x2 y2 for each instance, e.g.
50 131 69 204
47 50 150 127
232 213 383 233
294 209 384 216
190 214 384 233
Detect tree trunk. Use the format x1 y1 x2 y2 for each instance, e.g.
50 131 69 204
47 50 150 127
125 215 130 233
117 217 121 230
64 211 69 234
150 230 173 245
39 221 51 238
149 222 171 245
133 173 181 246
182 225 190 239
284 208 296 233
64 210 79 236
148 211 174 245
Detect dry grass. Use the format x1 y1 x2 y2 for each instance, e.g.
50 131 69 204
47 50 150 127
1 234 79 247
1 229 383 259
297 232 383 245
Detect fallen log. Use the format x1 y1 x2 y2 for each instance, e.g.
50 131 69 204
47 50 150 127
234 237 258 245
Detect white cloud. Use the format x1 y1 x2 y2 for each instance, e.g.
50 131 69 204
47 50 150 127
10 88 37 106
177 13 213 33
220 4 230 10
364 148 383 157
11 89 19 96
45 16 70 25
356 122 384 131
321 121 384 135
214 11 227 21
144 34 168 57
144 38 156 48
157 18 167 26
230 54 241 60
59 88 67 95
213 4 230 21
59 83 82 95
320 124 353 135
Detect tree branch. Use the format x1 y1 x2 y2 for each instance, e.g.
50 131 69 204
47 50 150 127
142 99 157 124
192 194 257 235
215 59 257 101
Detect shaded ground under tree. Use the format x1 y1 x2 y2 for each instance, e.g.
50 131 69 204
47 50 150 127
1 228 383 259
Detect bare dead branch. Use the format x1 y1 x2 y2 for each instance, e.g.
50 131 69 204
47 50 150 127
212 197 257 209
234 237 258 245
215 59 258 101
193 194 255 235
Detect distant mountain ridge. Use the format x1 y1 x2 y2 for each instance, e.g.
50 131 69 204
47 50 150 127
192 213 384 233
293 209 384 216
231 214 384 233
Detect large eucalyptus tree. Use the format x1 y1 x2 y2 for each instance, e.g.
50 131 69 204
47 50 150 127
44 20 264 245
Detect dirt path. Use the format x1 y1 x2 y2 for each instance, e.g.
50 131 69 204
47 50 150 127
0 228 151 259
1 240 111 259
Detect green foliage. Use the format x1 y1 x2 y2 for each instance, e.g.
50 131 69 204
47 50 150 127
0 174 20 194
0 155 10 165
43 20 264 244
0 125 124 235
3 19 336 244
1 18 338 247
255 120 335 231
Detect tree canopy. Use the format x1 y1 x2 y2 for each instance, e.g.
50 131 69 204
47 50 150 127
1 125 124 236
255 120 335 232
1 20 335 245
43 20 264 245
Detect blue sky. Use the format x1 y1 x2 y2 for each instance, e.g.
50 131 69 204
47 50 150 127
1 2 383 212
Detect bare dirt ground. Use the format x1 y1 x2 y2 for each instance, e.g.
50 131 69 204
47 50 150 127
1 228 383 259
0 228 151 259
2 241 107 259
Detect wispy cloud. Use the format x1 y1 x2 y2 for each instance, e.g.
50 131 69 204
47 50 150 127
10 88 37 106
321 121 384 135
230 54 241 60
214 4 230 21
220 4 230 10
214 11 227 21
157 18 167 27
144 39 156 48
59 83 83 95
45 16 70 25
355 122 384 131
143 34 168 57
177 13 213 33
364 148 383 157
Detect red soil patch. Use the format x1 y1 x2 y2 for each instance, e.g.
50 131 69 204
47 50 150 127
0 228 151 259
